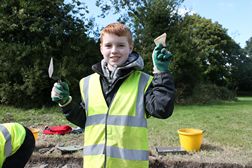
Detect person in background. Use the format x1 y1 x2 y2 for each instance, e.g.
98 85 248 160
0 122 35 168
51 22 175 168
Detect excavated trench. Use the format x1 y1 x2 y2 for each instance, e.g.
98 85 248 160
24 135 252 168
25 155 249 168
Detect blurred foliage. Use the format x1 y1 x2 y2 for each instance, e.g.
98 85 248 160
0 0 100 107
170 14 246 100
0 0 251 107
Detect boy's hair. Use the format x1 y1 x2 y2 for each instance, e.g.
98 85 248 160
100 22 133 46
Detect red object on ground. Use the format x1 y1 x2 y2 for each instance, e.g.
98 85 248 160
43 125 72 135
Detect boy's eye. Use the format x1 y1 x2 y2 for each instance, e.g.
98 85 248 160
105 44 112 48
118 44 125 47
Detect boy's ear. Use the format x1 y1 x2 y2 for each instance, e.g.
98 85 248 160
100 43 103 53
130 44 134 53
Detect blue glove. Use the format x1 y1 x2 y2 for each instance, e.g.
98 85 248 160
51 82 71 106
152 43 173 73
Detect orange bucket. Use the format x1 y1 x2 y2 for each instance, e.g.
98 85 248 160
29 128 39 141
177 128 203 152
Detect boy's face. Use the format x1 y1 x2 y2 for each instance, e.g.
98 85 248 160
100 33 133 71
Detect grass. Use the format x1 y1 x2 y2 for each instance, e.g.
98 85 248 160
149 97 252 149
148 97 252 165
0 97 252 166
0 106 70 127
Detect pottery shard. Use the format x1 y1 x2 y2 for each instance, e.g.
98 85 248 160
154 33 167 47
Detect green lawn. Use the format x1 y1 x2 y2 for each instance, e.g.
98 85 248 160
0 97 252 165
148 97 252 165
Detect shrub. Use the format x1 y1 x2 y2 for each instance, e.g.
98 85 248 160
191 84 236 104
175 83 237 104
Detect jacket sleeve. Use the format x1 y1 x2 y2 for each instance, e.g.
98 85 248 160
144 72 176 119
60 100 86 129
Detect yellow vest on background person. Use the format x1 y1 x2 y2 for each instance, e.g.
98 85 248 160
80 71 153 168
0 123 26 167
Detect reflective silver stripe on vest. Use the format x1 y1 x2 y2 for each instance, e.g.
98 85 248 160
84 72 150 128
0 125 12 158
84 144 148 161
85 114 146 127
84 144 105 155
135 72 149 119
83 75 91 115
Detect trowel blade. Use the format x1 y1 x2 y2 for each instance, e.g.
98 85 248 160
48 57 54 78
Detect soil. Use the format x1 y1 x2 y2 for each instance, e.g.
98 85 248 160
24 127 252 168
26 155 250 168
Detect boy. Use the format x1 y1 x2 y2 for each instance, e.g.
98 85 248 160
0 122 35 168
51 22 175 168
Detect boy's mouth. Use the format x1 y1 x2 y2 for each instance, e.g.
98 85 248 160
110 56 121 61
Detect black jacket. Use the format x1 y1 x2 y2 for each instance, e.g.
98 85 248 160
61 52 175 128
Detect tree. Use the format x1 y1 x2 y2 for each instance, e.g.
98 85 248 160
0 0 100 107
244 37 252 57
169 14 245 100
234 37 252 93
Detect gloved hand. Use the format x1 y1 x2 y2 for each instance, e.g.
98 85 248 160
51 82 71 106
152 43 173 73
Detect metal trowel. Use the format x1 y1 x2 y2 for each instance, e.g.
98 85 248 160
155 146 186 155
48 57 61 82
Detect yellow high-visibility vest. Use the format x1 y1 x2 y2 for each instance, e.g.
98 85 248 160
80 71 153 168
0 123 26 167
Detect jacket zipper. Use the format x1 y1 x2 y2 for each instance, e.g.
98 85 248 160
104 89 115 168
103 71 134 167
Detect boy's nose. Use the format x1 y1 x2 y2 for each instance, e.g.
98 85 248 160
111 46 118 52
